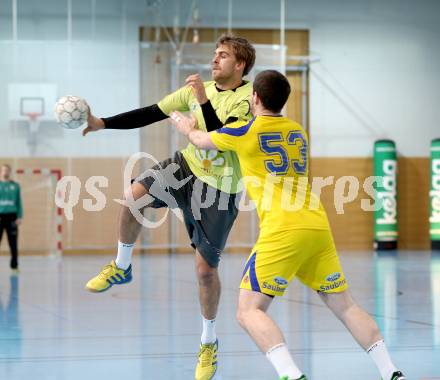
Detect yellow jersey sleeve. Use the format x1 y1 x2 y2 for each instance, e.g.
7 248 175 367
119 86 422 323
210 117 255 152
157 86 192 115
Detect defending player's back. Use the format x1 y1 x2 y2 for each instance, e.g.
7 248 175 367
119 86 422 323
211 116 330 233
171 69 407 380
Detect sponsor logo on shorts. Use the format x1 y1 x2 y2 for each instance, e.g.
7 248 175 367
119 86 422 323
274 276 288 286
243 275 249 284
262 282 286 293
320 279 346 292
326 272 341 282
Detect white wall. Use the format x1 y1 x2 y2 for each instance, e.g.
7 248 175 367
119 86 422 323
0 39 140 157
308 11 440 157
159 0 440 157
0 0 144 157
1 0 439 157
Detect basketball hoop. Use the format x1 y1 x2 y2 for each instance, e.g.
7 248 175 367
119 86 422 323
25 112 42 123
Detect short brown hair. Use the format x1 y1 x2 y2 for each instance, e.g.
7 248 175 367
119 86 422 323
216 34 256 76
253 70 291 113
1 164 11 170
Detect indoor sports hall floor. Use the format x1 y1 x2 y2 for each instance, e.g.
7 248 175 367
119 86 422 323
0 250 439 380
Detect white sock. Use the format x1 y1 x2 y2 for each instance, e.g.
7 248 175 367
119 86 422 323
115 241 134 270
201 316 217 344
266 343 303 380
367 340 398 380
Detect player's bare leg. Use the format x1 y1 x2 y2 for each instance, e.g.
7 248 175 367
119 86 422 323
85 182 148 292
118 182 147 245
236 289 305 380
236 289 280 351
194 250 221 380
319 290 381 348
195 250 221 320
319 290 405 380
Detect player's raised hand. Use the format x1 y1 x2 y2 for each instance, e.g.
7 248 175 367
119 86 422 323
82 104 105 137
185 74 208 104
170 111 197 136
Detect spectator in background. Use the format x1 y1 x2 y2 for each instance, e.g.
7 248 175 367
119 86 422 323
0 164 23 272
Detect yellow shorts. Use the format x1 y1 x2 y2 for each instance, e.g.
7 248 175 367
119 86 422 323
240 229 349 297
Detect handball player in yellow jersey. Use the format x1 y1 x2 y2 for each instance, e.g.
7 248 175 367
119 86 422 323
171 70 406 380
83 35 256 380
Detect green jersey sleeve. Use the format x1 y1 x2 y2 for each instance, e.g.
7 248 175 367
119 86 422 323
157 86 192 116
16 184 23 219
225 98 252 122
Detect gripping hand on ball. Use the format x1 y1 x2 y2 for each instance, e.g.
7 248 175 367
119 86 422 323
82 105 105 136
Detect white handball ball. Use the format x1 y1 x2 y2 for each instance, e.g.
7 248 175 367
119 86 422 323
54 95 89 129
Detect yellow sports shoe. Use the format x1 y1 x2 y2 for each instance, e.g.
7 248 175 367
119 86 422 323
195 340 218 380
85 260 132 293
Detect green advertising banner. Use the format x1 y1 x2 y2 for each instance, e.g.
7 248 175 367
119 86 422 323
430 138 440 250
374 140 398 250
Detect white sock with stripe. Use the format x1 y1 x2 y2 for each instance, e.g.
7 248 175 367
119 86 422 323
367 339 398 380
115 241 134 270
201 316 217 344
266 343 303 380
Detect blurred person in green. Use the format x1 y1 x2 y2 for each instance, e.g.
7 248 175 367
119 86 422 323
0 164 23 271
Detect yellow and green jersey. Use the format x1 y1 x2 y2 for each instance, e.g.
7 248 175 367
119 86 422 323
211 116 330 233
158 80 252 193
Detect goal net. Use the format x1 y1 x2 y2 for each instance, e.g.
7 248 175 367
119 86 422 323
0 169 62 257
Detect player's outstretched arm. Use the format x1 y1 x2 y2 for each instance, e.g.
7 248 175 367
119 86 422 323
82 103 168 137
170 111 216 150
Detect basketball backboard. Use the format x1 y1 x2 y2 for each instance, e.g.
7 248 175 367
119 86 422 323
8 83 57 122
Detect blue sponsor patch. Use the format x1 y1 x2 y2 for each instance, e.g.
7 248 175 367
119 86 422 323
274 277 288 286
326 272 341 282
